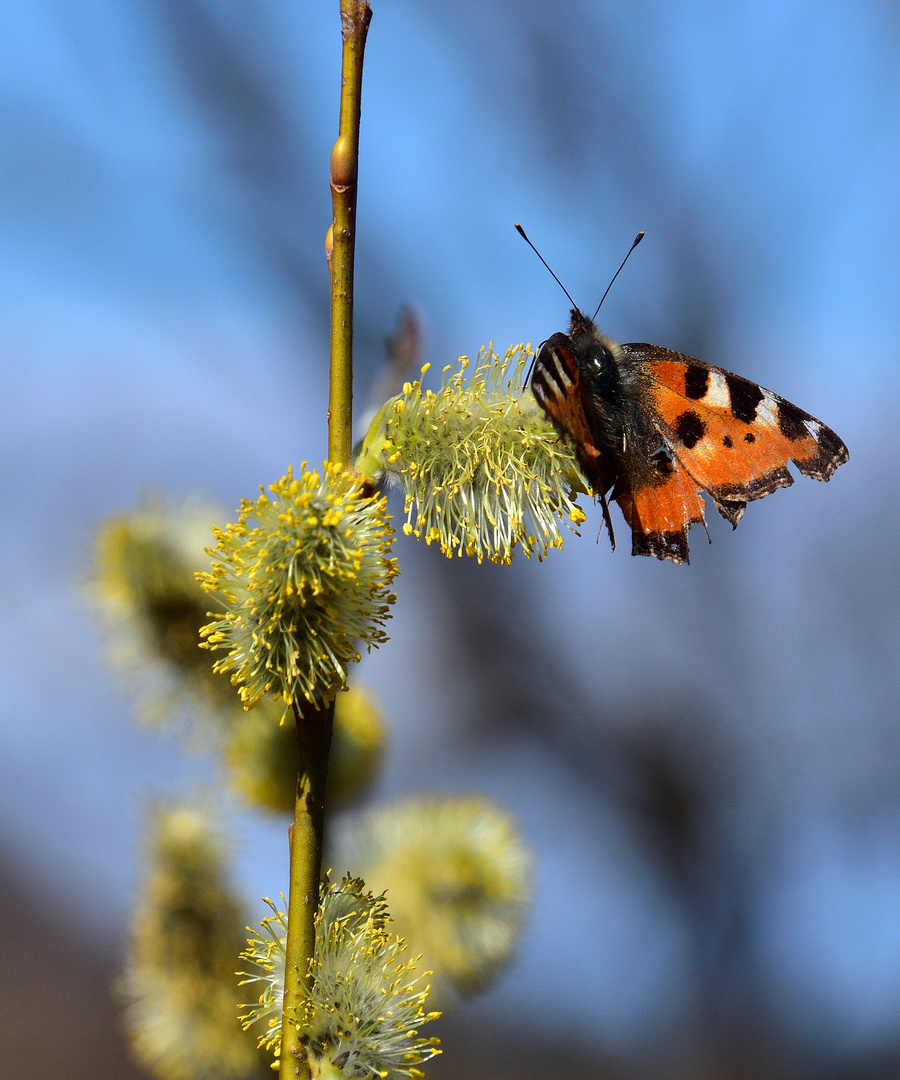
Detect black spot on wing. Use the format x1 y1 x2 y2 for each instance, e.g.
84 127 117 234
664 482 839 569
674 411 706 449
777 399 811 441
722 435 734 448
684 365 709 400
744 432 755 443
725 374 764 423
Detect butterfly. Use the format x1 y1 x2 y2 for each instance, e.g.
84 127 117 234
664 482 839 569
520 231 849 564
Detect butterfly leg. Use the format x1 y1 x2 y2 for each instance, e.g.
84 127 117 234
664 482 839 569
597 486 616 551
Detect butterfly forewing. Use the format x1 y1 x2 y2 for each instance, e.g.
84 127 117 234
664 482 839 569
628 343 850 523
532 332 618 544
532 335 603 483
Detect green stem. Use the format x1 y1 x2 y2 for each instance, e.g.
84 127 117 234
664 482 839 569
279 3 371 1075
279 699 335 1079
328 0 371 466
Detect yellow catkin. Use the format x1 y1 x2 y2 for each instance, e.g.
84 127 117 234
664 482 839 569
239 876 441 1078
355 345 588 564
198 464 398 709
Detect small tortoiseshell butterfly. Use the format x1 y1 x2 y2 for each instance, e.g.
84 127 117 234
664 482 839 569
518 226 849 564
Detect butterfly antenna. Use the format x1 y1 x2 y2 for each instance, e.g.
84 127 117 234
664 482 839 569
591 231 645 321
515 224 580 313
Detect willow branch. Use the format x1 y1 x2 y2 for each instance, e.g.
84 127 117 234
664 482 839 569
327 0 372 466
279 4 371 1076
279 699 335 1080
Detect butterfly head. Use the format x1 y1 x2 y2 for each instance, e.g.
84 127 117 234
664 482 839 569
568 308 622 367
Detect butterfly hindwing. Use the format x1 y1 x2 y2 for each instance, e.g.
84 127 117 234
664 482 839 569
612 452 708 563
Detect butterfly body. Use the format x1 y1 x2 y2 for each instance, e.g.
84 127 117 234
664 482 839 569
531 309 849 563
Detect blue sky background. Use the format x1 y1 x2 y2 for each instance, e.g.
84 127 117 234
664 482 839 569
2 1 900 1076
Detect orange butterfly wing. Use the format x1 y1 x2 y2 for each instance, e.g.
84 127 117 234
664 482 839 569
617 343 848 561
613 453 708 563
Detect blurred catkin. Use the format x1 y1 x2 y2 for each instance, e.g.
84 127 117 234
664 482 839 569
332 795 532 1003
122 803 262 1080
89 497 236 733
225 685 385 813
